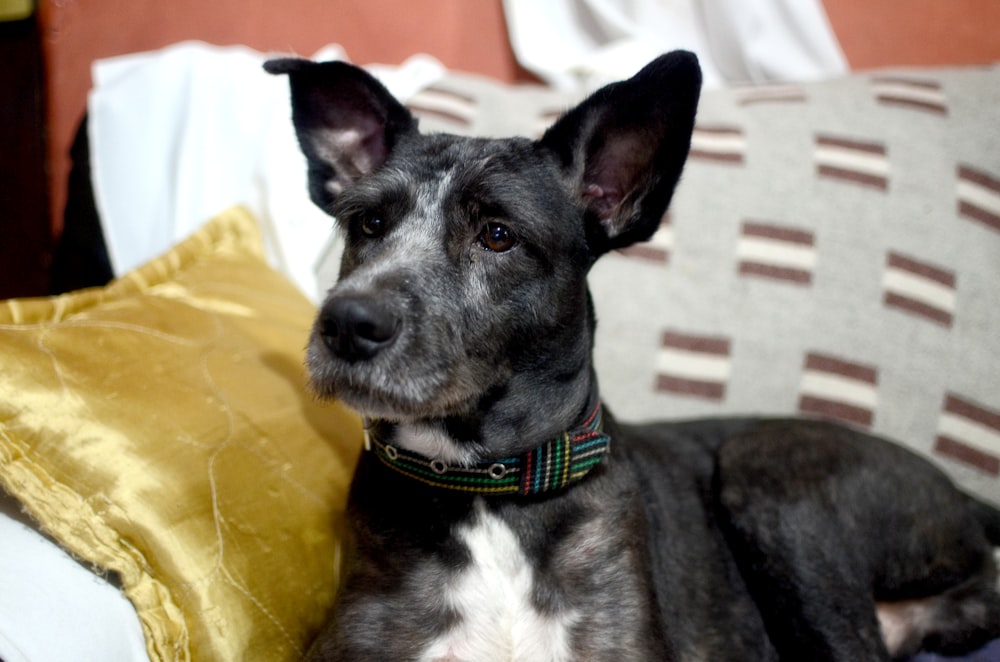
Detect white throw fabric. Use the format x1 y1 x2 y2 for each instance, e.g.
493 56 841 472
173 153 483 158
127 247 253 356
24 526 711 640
502 0 847 90
88 42 444 301
0 508 149 662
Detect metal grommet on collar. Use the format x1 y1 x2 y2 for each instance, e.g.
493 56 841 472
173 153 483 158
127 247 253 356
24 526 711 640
384 445 399 461
430 459 448 474
362 418 373 451
488 463 508 480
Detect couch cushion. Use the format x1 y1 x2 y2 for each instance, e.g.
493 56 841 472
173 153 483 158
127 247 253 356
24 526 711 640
587 65 1000 504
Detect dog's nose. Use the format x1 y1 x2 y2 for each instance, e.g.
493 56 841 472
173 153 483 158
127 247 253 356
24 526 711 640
319 296 400 361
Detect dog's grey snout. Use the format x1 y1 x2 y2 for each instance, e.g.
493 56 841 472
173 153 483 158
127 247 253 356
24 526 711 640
320 295 401 362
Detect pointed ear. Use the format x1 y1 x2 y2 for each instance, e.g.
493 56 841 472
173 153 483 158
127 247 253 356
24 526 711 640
540 51 701 255
264 58 417 214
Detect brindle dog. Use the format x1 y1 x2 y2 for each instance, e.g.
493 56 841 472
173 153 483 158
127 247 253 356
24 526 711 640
266 52 1000 661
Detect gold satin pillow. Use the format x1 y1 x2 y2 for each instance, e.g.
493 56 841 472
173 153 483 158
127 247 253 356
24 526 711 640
0 207 362 661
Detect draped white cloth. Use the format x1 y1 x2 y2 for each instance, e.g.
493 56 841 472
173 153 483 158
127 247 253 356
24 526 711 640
502 0 847 90
0 509 149 662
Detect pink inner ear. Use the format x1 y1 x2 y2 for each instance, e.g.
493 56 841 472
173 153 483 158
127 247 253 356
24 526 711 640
583 183 622 219
323 111 389 179
354 117 388 174
582 131 650 221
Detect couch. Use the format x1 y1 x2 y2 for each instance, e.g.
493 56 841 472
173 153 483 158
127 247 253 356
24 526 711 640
1 55 998 660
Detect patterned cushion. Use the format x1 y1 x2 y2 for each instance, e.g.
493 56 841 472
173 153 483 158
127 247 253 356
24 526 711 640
407 65 1000 504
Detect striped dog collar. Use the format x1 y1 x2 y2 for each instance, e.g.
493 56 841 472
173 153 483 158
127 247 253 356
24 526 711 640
364 401 611 496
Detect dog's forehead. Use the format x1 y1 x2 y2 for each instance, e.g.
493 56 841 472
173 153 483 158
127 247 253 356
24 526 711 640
396 134 549 190
394 134 570 219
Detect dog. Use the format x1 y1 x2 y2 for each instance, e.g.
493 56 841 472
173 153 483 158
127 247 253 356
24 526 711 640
265 51 1000 661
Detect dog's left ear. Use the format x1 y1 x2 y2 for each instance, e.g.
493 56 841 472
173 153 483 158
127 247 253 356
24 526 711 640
264 58 417 214
540 51 701 255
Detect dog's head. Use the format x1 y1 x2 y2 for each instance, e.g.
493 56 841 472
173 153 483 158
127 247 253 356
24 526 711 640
266 53 700 449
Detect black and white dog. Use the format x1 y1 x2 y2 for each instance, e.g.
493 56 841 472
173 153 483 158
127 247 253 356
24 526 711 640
266 51 1000 661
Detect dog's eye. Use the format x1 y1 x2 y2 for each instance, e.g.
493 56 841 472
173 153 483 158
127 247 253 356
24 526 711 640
479 222 516 252
359 216 385 238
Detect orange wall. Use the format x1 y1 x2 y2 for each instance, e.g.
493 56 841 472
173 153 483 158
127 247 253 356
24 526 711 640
824 0 1000 70
38 0 1000 237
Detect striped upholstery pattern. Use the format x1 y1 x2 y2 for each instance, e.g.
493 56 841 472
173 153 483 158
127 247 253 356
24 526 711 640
594 66 999 503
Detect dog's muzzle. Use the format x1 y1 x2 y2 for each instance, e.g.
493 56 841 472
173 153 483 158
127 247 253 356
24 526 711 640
319 295 401 362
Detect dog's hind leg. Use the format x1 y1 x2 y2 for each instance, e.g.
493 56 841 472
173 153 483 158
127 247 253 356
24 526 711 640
716 487 893 660
714 420 1000 661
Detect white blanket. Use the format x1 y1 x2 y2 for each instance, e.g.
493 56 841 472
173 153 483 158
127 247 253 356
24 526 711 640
0 507 148 662
88 42 444 301
502 0 847 90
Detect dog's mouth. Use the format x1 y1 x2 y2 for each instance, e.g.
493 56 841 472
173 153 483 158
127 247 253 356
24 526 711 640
307 364 480 423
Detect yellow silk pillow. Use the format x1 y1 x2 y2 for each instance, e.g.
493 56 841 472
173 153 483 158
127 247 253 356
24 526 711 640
0 207 362 661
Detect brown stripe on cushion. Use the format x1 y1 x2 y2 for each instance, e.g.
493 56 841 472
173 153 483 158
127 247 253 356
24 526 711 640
736 84 807 105
742 222 814 245
816 166 887 190
799 396 873 428
661 330 731 355
739 263 812 284
620 245 669 263
804 353 878 384
816 135 887 154
883 293 953 326
935 436 1000 475
620 214 671 264
871 76 941 90
655 375 726 400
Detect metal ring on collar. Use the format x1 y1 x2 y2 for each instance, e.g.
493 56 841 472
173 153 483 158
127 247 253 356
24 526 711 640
488 463 508 479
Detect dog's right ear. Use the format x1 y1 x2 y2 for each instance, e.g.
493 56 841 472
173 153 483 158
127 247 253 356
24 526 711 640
264 58 417 214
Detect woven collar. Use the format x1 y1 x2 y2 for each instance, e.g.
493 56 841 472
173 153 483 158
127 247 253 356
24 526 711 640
363 400 611 496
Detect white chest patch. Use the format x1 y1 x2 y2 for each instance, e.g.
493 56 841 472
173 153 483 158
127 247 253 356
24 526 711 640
419 502 579 662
